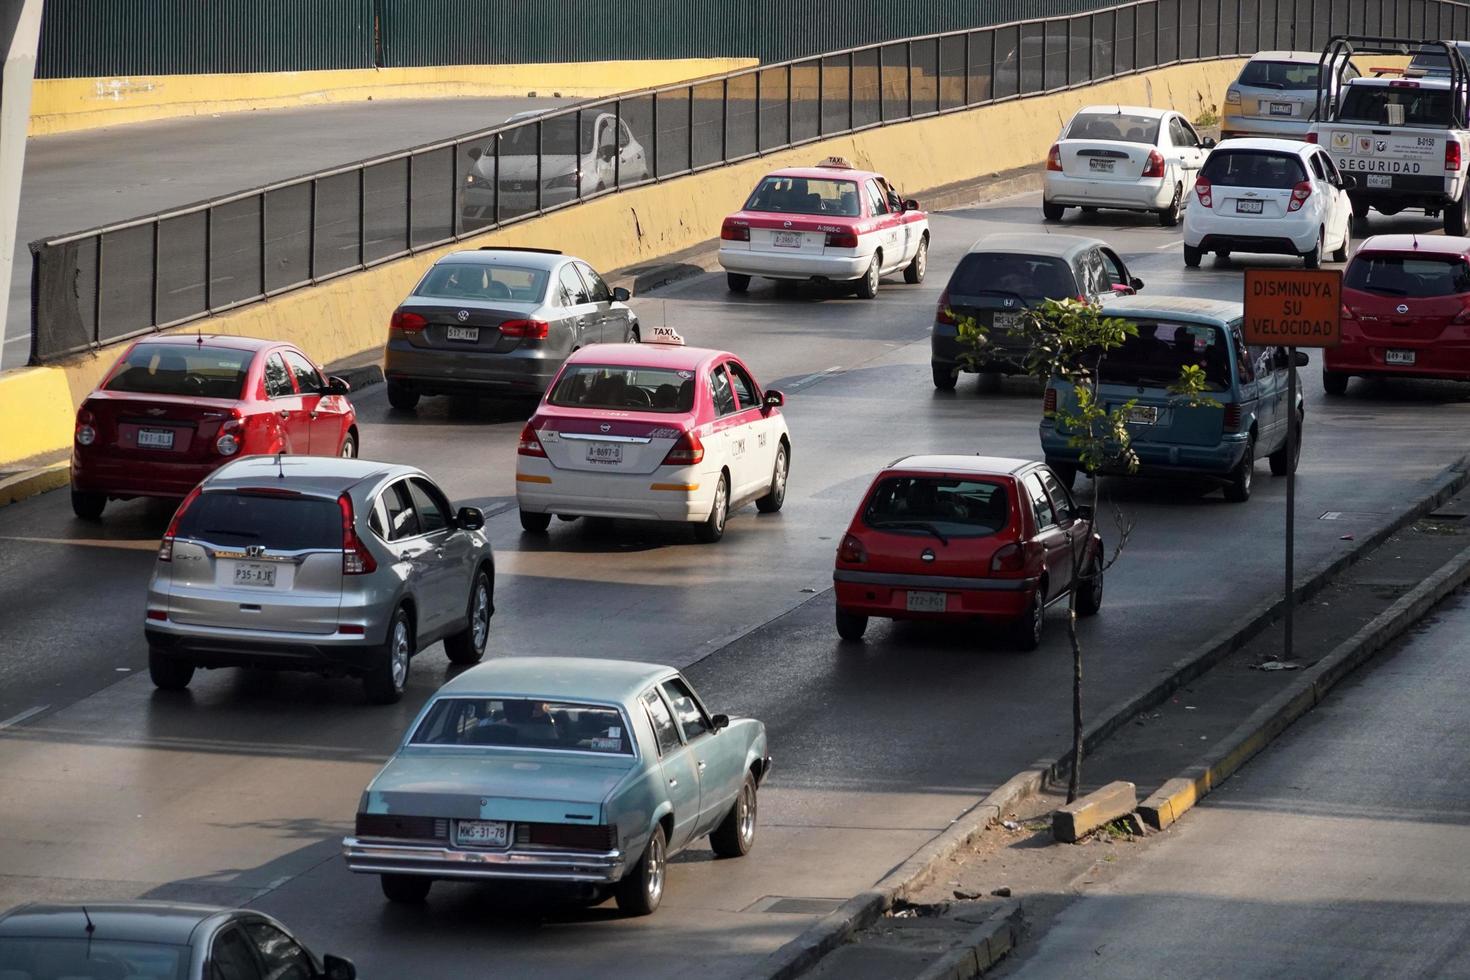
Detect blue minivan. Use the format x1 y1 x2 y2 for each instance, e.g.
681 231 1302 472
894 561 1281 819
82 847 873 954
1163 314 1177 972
1039 296 1305 502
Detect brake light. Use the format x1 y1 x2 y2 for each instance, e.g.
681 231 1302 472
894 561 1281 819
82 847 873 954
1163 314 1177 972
1389 79 1421 88
391 310 428 334
74 408 96 447
1287 180 1312 212
1223 402 1242 430
146 609 168 621
838 533 867 564
990 542 1025 574
1448 140 1463 172
215 412 244 456
824 230 859 248
1225 88 1241 106
339 493 376 575
1195 175 1212 208
158 484 204 562
1141 149 1166 178
935 288 956 326
1043 387 1058 418
1453 304 1470 324
662 429 705 466
517 421 547 458
500 319 550 339
1046 144 1062 172
720 219 749 242
1305 132 1319 144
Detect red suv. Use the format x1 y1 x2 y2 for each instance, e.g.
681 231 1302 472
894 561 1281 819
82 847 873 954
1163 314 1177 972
833 456 1102 650
1326 234 1470 395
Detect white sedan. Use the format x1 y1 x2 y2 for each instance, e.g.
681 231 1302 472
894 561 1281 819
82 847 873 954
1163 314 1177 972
1043 105 1215 226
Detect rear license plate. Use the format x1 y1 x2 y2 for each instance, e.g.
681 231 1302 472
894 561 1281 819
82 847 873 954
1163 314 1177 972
455 820 510 847
1087 158 1115 173
1125 405 1159 425
1386 349 1416 365
446 326 479 342
1367 174 1392 189
233 562 277 588
773 231 802 248
1235 200 1264 214
993 311 1025 330
905 590 948 613
587 443 622 464
1269 102 1294 116
137 428 174 450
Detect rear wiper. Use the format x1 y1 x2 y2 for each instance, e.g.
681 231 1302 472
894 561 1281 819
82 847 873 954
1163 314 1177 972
1362 285 1408 295
1253 81 1285 89
966 289 1029 303
202 528 258 538
871 520 949 545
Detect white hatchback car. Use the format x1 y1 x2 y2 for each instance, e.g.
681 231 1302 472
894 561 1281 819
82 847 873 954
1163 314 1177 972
1043 105 1214 226
1183 138 1355 268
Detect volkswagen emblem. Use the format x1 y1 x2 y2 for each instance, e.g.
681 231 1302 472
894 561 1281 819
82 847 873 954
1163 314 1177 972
1396 303 1409 314
599 423 612 433
456 309 470 322
920 549 935 563
245 545 266 558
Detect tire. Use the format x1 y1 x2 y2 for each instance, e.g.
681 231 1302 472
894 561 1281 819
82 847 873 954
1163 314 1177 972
932 363 958 391
148 647 195 691
615 823 667 916
694 474 729 543
70 490 105 521
443 570 491 665
339 431 358 459
1331 222 1350 263
1302 229 1323 270
1446 194 1469 237
1075 552 1104 617
1012 587 1045 652
1215 250 1232 260
519 509 551 532
726 272 751 293
903 235 929 284
836 608 868 641
1183 244 1203 268
854 255 880 299
1046 461 1077 491
1269 412 1303 476
1322 369 1349 396
386 382 420 411
1157 183 1182 227
363 608 413 705
710 773 758 858
380 874 431 904
755 443 788 514
1042 200 1066 222
1224 435 1256 503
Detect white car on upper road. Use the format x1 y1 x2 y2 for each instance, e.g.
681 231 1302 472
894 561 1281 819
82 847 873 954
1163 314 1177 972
1182 138 1355 268
1042 105 1214 226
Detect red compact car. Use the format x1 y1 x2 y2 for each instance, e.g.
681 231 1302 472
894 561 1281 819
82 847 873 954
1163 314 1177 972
70 336 358 520
833 456 1102 650
1326 234 1470 395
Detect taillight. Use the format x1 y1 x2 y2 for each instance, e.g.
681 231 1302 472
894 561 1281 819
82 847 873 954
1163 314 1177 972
1223 402 1242 431
1195 176 1213 208
1287 180 1312 212
662 429 705 466
158 485 203 562
339 493 376 575
824 230 859 248
1305 132 1319 144
720 219 749 242
1453 304 1470 324
391 310 428 334
1447 140 1463 172
1042 387 1058 418
1141 149 1166 178
215 413 244 456
838 533 867 564
500 319 550 339
990 542 1025 574
1341 303 1356 321
935 288 956 326
517 422 547 458
75 408 96 447
1225 88 1241 106
1046 144 1062 172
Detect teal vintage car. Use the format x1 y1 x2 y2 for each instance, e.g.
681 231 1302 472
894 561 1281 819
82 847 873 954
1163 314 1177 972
342 657 771 915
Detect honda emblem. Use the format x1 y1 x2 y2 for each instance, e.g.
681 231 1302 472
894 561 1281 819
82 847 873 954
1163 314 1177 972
245 545 266 558
1003 298 1015 308
456 309 470 322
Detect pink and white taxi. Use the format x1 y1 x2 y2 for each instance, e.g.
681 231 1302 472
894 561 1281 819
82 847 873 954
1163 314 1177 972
515 327 791 542
718 158 931 298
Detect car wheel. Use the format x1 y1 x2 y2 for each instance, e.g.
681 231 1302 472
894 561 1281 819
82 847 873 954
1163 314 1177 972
1214 250 1232 260
1157 183 1182 227
443 570 492 665
70 490 105 521
855 255 881 299
1046 460 1077 491
694 473 729 543
1269 412 1303 476
1446 194 1469 237
1076 552 1104 617
386 382 420 411
615 823 666 916
1013 588 1045 651
519 510 552 532
1042 200 1066 222
836 608 868 641
1322 369 1349 396
1183 244 1202 268
710 773 758 858
726 273 751 293
903 235 929 284
380 874 432 904
932 363 958 391
364 608 413 705
755 443 788 514
1303 229 1323 269
1224 434 1256 503
148 647 195 691
339 431 357 459
1331 222 1350 263
556 514 579 522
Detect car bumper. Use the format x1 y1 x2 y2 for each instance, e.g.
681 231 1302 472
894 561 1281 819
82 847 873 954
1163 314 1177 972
1185 218 1318 255
718 245 871 282
385 342 564 396
342 837 626 884
1042 425 1250 476
71 452 221 499
516 463 715 522
144 622 382 673
931 325 1029 371
1044 172 1172 210
1221 114 1312 140
1325 341 1470 381
834 570 1036 621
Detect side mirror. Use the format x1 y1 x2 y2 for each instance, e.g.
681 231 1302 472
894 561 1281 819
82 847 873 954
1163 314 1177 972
1273 347 1289 368
467 147 483 161
1129 276 1145 291
1339 173 1357 189
1110 282 1132 293
1075 504 1094 523
321 377 351 396
710 713 730 731
322 955 357 980
903 198 920 212
456 506 485 531
763 389 785 411
1202 136 1217 149
1294 350 1310 367
611 286 631 302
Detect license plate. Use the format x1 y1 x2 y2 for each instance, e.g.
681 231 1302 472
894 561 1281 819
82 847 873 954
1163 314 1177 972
1087 158 1115 172
1235 200 1264 214
1386 349 1416 365
905 590 948 613
455 820 510 847
1269 102 1294 116
446 326 479 342
1367 174 1392 189
1125 405 1159 425
587 443 622 464
233 562 277 588
773 231 802 248
137 428 174 450
993 311 1025 330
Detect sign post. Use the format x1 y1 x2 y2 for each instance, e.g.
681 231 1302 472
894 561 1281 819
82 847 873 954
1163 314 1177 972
1242 268 1342 661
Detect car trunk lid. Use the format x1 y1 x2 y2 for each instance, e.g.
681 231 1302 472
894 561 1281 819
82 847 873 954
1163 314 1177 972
367 750 634 824
533 407 690 476
1059 139 1155 181
396 298 543 354
84 391 239 461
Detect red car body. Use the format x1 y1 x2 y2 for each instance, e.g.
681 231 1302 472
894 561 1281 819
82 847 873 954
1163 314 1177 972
70 336 357 519
1326 234 1470 393
833 456 1102 649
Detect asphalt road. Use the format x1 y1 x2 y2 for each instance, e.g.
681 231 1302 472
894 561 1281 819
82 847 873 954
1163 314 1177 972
1 192 1468 977
999 586 1470 980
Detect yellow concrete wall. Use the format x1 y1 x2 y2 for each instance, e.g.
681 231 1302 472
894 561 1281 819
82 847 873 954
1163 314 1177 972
29 59 757 136
0 364 75 466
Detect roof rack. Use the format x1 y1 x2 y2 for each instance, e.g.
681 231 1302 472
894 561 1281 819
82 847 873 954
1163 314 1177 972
477 246 563 254
1316 36 1469 128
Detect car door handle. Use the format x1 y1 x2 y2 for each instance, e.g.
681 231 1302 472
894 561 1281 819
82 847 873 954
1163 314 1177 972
697 761 706 772
433 548 445 558
668 778 678 788
277 410 289 419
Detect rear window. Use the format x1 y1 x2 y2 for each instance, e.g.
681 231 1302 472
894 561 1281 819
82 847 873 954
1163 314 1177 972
1337 85 1455 127
1100 320 1232 391
414 262 548 303
548 365 696 412
175 491 342 550
411 697 634 755
1238 60 1321 90
1200 150 1307 189
1065 112 1161 143
744 176 861 216
863 477 1011 539
1345 253 1470 297
104 345 252 399
0 937 188 980
949 252 1079 300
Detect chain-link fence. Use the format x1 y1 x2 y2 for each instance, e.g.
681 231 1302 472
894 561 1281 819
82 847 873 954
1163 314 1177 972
30 0 1470 363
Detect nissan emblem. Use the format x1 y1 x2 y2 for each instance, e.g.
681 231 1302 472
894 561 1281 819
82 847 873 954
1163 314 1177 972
920 549 935 563
599 423 612 433
1396 304 1409 314
457 309 470 322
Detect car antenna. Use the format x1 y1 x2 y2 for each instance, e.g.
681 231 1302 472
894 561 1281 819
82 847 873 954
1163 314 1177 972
82 906 95 934
275 451 285 480
195 328 203 348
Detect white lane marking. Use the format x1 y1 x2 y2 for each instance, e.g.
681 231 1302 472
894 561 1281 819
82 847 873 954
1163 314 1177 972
1156 241 1182 250
0 705 48 730
0 535 159 551
790 366 843 388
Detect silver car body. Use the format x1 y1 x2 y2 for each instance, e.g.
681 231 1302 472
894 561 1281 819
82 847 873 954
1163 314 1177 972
1223 50 1360 139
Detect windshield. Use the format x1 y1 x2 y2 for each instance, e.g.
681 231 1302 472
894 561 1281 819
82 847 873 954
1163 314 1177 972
1337 85 1455 126
414 262 548 303
1100 320 1232 391
743 176 861 216
175 491 342 550
1065 112 1161 143
0 937 188 980
949 252 1078 300
1200 150 1307 189
1345 252 1470 297
1238 60 1321 90
1408 44 1470 72
411 697 634 754
104 345 251 399
863 477 1011 539
548 365 696 412
495 116 601 157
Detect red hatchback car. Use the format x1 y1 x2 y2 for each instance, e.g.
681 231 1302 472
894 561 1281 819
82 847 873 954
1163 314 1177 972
71 336 358 520
1326 234 1470 395
833 456 1102 650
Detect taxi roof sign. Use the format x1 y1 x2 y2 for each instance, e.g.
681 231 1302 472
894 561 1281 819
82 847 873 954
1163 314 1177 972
1243 269 1342 348
646 325 686 346
816 156 855 169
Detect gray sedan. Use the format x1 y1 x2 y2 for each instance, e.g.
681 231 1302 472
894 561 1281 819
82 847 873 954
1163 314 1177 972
144 455 495 704
385 247 639 409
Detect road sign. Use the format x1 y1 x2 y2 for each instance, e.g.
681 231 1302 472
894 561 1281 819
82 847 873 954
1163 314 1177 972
1242 268 1342 348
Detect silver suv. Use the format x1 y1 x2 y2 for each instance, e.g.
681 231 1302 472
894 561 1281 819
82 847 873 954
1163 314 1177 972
144 456 495 704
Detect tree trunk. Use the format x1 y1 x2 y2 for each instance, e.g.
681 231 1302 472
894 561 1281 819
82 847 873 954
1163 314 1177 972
1066 422 1104 804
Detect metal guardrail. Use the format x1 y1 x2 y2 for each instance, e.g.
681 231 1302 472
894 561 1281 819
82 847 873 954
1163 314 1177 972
29 0 1470 364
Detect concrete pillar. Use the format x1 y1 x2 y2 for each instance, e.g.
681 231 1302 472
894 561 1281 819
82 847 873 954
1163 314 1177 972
0 0 42 360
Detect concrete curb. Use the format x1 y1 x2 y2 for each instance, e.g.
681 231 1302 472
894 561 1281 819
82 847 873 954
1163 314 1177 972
912 902 1024 980
0 461 67 506
1141 539 1470 831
